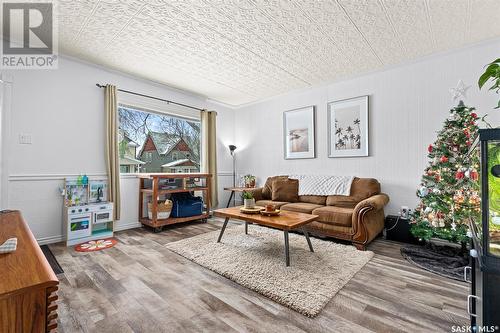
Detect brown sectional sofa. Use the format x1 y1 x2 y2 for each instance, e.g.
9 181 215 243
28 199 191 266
248 176 390 250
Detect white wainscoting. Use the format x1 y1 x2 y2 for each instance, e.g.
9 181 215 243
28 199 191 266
7 172 234 244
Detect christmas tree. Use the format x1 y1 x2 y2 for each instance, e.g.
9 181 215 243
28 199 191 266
410 101 481 244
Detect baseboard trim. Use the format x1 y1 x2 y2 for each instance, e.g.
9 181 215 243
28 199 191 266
37 235 64 245
35 221 141 245
114 221 141 232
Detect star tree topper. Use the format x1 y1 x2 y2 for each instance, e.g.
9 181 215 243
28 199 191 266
449 80 471 102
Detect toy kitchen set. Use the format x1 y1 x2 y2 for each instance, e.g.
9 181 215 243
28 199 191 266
62 176 114 246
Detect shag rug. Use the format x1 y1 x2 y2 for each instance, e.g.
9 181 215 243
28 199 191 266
166 225 373 317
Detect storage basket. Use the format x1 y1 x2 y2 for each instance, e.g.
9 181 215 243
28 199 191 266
148 200 172 219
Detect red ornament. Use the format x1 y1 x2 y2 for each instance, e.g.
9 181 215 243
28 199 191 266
440 156 448 163
471 112 478 119
455 171 465 180
428 144 433 153
464 128 470 138
466 140 472 146
469 170 479 181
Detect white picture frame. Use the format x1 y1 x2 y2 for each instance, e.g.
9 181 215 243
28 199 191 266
328 95 369 158
283 106 316 159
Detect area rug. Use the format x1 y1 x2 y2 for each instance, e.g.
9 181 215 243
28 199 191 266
166 225 373 317
74 238 117 252
40 245 64 274
401 243 469 281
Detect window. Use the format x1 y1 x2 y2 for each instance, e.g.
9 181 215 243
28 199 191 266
118 105 201 173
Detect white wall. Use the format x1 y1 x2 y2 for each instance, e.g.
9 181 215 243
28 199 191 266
234 39 500 215
1 56 235 244
3 39 499 243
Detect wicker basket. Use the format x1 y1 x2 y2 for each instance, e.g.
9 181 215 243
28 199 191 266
148 200 173 219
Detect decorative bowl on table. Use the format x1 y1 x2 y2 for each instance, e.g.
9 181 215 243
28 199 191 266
260 209 280 216
240 206 264 214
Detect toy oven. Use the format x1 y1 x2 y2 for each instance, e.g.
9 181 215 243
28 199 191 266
68 213 91 239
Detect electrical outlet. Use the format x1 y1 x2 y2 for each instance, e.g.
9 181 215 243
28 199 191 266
400 206 409 218
19 134 32 144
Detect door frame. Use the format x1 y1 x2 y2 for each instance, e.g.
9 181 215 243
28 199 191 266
0 73 12 209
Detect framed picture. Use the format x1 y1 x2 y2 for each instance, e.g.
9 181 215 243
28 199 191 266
89 179 108 203
328 95 369 158
283 106 316 159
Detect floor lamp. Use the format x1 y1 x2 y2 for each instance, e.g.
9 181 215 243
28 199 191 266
229 145 237 206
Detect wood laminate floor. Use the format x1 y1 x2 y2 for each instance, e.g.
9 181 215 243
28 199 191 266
49 219 469 333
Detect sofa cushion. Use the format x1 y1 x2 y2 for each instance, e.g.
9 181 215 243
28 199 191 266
262 175 288 199
312 206 354 227
325 195 358 208
272 178 299 202
326 177 381 207
306 221 353 239
255 200 290 209
299 195 327 205
281 202 324 214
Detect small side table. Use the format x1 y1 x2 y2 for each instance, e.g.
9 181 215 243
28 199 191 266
223 187 255 208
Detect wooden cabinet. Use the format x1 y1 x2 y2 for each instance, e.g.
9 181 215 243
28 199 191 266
138 173 212 231
0 211 59 333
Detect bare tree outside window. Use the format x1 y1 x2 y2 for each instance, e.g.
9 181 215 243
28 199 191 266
118 106 201 173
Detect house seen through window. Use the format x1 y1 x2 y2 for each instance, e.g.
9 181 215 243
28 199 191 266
118 105 201 174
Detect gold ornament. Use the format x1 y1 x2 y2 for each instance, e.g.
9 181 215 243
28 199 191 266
453 191 465 205
469 191 480 206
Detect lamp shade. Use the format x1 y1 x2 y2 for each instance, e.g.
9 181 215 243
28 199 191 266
228 145 237 153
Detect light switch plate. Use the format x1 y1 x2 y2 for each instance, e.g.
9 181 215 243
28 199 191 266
19 134 32 144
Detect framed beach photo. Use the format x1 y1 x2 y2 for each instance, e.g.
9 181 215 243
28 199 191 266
283 106 316 159
328 95 369 157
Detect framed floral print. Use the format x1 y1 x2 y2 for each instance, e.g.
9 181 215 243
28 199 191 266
283 106 316 159
328 95 369 157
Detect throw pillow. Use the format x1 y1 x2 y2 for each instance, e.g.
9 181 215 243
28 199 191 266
272 178 299 202
262 175 288 199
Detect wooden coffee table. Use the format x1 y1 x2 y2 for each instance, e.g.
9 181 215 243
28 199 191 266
213 206 318 266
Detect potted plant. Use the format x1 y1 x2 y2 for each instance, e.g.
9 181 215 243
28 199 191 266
243 174 256 188
242 191 255 209
478 57 500 109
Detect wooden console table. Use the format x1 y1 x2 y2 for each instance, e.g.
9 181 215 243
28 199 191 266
0 210 59 333
138 173 212 232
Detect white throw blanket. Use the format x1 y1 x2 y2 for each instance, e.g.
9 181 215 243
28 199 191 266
289 175 354 196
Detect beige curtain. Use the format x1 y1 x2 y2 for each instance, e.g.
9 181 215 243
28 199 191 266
201 110 218 208
105 85 121 220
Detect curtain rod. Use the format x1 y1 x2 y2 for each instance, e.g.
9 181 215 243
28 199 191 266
96 83 206 112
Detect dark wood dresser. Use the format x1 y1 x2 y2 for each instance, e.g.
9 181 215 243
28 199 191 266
0 210 59 332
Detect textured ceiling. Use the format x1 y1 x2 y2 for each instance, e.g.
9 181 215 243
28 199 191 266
56 0 500 106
